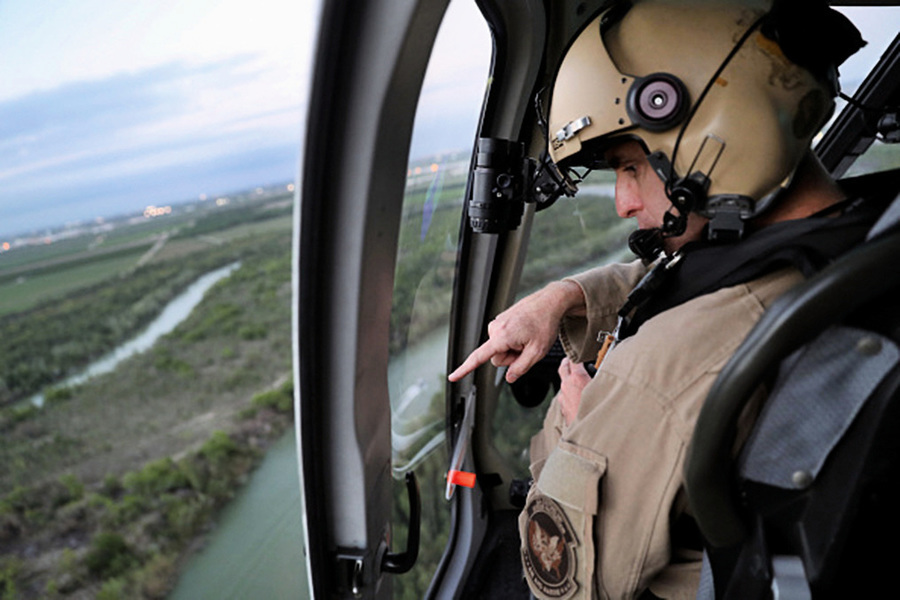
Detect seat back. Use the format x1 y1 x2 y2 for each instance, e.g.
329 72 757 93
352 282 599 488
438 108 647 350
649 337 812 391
688 184 900 599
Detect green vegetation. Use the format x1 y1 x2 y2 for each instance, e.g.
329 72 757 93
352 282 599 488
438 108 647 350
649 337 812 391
0 195 296 598
0 246 151 316
249 379 295 414
0 227 294 488
0 251 232 405
0 209 295 408
521 184 632 291
390 178 464 355
0 557 22 600
0 418 290 599
85 533 136 579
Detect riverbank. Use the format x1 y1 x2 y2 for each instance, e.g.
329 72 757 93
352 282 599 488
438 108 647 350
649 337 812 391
168 430 305 600
0 384 294 599
0 225 297 598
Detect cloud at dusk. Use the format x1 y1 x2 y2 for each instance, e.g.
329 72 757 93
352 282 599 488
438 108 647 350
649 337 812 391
0 57 305 237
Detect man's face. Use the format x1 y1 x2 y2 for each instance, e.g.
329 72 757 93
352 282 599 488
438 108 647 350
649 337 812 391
605 140 707 254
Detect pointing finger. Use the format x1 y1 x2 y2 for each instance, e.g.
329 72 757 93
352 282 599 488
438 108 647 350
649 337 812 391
448 339 504 382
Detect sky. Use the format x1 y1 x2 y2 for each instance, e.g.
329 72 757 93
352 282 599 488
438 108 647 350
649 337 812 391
0 1 895 240
0 0 319 238
0 0 491 240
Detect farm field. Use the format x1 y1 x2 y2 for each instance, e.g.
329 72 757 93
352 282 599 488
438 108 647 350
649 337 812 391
0 191 293 317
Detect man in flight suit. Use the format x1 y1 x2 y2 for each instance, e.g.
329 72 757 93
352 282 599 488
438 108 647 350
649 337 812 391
450 1 871 598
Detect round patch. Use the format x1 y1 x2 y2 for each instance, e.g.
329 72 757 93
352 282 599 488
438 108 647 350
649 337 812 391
521 495 578 599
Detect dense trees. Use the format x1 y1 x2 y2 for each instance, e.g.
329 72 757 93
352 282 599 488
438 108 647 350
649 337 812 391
0 232 291 407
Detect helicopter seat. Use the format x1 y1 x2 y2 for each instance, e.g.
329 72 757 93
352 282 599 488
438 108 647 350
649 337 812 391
692 183 900 600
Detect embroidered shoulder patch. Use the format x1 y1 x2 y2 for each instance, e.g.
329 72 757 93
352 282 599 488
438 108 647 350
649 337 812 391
522 495 578 599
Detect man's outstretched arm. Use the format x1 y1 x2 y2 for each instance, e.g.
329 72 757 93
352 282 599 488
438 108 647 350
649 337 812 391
448 280 586 384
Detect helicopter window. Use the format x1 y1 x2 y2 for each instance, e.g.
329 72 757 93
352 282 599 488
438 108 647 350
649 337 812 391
822 6 900 177
0 1 308 597
492 172 635 477
387 1 490 597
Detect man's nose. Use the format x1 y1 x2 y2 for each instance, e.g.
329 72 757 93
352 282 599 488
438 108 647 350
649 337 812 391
614 179 642 218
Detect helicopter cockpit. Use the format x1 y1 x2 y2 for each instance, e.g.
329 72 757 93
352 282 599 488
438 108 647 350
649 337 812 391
295 1 900 598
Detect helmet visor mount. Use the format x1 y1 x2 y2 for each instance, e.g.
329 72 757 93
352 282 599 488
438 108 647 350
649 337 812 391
548 9 638 170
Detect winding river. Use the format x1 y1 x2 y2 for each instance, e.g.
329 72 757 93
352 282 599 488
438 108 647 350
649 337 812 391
31 262 241 407
28 260 308 596
61 260 309 598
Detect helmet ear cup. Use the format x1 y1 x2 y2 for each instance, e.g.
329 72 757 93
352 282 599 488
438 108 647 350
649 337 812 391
627 73 690 132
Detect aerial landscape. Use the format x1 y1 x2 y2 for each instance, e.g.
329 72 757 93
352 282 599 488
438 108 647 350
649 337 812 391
2 1 896 598
0 184 298 598
0 146 634 599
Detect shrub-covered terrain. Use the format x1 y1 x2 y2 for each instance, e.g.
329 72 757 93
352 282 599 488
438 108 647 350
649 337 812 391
0 207 296 599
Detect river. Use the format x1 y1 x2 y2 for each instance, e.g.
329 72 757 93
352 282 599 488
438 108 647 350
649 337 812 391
30 262 241 407
169 431 307 599
31 260 308 597
48 259 309 598
169 324 453 598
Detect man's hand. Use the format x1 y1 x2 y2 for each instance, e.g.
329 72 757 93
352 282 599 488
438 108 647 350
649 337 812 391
556 357 592 426
448 280 585 384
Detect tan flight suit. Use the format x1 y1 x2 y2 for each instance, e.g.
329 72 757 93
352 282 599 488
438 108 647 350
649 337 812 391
519 260 802 600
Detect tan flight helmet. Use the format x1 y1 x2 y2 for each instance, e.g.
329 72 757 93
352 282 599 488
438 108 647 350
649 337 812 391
547 0 838 242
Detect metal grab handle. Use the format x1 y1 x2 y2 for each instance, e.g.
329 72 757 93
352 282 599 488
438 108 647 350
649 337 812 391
382 471 421 574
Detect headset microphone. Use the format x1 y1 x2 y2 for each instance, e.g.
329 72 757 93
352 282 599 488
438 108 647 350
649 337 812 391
628 227 665 261
663 171 711 237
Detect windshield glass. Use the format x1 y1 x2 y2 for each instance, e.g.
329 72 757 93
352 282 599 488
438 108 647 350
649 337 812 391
820 6 900 176
387 1 491 597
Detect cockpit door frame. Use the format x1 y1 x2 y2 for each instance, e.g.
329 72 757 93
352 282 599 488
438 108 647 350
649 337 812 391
295 0 612 597
295 1 450 598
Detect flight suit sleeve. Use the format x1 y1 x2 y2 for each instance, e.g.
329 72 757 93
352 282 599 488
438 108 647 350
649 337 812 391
559 260 648 362
529 396 567 482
